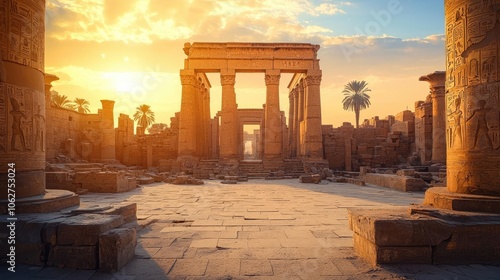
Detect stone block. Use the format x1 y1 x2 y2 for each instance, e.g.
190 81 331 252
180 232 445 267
57 214 123 245
137 177 154 185
396 169 415 176
102 203 137 224
349 207 500 266
50 245 98 269
299 174 321 184
99 228 137 271
353 233 432 266
361 173 426 192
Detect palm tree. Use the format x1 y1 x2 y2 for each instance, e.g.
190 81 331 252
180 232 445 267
73 98 90 114
51 91 75 110
133 104 155 131
342 80 371 128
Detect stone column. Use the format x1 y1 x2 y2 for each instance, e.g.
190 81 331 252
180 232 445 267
287 88 296 158
178 70 197 157
219 69 238 161
297 82 305 157
303 70 323 159
264 70 282 159
292 87 299 158
419 71 446 164
100 100 116 161
0 0 46 199
440 0 500 196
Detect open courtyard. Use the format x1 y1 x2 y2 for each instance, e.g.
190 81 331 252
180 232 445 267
3 179 500 279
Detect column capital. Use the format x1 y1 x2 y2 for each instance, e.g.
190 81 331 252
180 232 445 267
265 71 281 86
419 71 446 89
304 74 322 86
220 74 235 86
180 71 197 86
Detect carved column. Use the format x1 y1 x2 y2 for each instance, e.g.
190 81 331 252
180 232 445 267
264 70 282 159
0 0 46 199
303 70 324 159
100 100 115 161
442 0 500 196
219 69 238 161
287 88 296 158
178 70 197 157
419 71 447 164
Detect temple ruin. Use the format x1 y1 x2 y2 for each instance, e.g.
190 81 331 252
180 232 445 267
1 0 500 275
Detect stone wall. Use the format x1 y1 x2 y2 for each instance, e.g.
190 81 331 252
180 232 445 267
45 106 81 160
414 98 433 164
323 113 414 171
45 102 113 162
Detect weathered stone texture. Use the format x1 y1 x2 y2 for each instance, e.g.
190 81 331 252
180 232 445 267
99 228 137 271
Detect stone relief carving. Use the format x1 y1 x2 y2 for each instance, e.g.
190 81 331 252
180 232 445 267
1 0 45 72
9 97 29 151
34 104 44 151
448 95 464 149
466 99 494 149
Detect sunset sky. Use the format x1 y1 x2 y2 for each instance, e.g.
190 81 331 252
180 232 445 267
45 0 445 129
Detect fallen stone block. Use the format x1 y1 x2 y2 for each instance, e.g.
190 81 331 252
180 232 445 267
221 180 238 184
99 228 137 271
299 174 321 184
137 177 154 185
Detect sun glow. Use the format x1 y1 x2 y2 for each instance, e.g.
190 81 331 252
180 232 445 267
102 72 141 93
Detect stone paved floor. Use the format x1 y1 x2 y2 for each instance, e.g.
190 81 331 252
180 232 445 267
2 179 500 279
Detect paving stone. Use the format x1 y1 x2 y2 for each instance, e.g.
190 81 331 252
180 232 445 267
240 259 273 276
205 259 240 276
189 239 218 248
217 239 248 248
169 259 208 276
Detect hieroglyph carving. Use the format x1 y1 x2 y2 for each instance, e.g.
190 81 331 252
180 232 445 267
445 0 500 195
0 0 45 72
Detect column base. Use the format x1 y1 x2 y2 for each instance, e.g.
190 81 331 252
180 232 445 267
424 187 500 214
349 206 500 266
0 189 80 214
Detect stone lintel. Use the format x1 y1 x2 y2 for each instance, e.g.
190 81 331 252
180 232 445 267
424 187 500 214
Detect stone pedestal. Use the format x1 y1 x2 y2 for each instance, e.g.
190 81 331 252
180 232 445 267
264 70 282 159
349 0 500 266
419 71 446 164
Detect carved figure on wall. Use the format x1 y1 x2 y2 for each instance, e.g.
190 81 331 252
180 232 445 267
0 51 6 82
449 96 464 148
34 105 44 151
466 99 493 150
9 97 30 151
